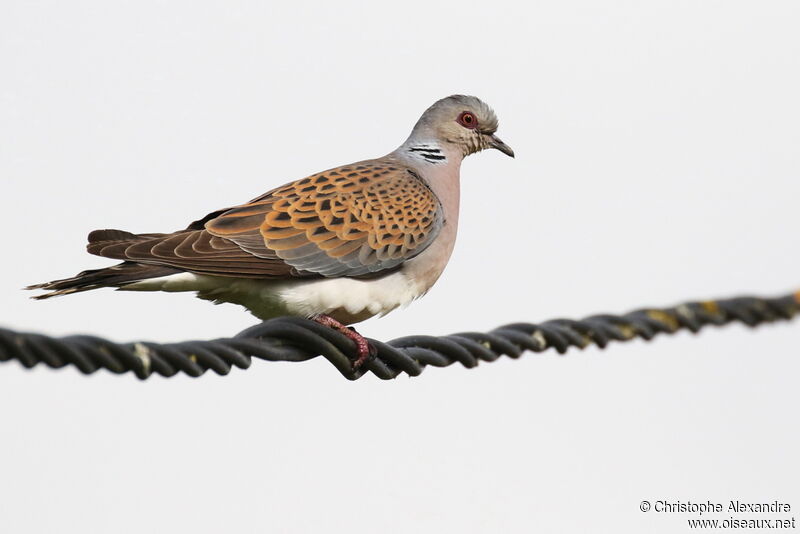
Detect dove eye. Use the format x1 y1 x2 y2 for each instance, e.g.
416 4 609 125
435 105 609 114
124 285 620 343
457 111 478 129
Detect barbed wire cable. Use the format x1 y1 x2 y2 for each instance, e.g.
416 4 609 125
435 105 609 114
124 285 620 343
1 291 798 380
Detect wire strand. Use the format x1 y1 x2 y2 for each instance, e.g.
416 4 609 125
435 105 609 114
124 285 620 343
2 292 798 380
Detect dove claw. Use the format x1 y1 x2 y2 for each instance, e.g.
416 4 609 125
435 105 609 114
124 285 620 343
312 314 375 369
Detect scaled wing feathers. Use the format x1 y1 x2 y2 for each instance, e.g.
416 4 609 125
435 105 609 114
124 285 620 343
206 161 443 277
87 160 443 279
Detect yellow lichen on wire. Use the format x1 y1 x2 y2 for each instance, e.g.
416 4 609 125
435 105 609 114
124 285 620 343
645 310 680 332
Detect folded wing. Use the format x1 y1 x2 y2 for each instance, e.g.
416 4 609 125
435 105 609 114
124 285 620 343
88 161 444 279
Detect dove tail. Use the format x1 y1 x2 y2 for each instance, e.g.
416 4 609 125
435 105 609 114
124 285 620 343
26 228 183 299
26 262 182 299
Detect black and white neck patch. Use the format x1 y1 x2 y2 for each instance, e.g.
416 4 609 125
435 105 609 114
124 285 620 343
406 145 447 164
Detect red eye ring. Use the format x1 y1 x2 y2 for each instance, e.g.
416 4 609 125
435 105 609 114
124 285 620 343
457 111 478 129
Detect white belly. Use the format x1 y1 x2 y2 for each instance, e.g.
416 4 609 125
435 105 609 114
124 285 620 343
123 269 426 324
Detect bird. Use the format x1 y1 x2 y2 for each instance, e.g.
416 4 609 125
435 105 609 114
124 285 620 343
27 95 514 367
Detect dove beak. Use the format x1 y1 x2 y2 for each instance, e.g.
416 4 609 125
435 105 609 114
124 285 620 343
488 134 515 158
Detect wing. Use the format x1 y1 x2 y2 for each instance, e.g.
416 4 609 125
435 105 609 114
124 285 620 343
87 228 301 278
205 160 444 277
87 160 444 279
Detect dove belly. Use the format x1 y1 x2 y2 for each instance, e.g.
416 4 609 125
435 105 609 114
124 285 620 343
122 270 425 324
268 271 425 323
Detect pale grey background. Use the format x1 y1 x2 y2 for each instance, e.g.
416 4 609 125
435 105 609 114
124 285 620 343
1 1 798 533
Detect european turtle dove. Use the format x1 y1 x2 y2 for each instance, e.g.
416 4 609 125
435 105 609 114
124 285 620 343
28 95 514 366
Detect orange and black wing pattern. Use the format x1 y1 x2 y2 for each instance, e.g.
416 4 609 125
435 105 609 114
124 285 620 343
206 160 443 277
87 160 443 279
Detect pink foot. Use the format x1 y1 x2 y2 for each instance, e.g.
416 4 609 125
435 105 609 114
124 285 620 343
311 315 375 369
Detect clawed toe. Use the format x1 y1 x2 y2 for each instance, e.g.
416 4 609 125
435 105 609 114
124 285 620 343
312 314 376 369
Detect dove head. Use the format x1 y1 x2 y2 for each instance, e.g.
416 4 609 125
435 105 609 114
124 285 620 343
406 95 514 159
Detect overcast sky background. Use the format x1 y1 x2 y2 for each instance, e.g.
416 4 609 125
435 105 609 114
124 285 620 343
1 1 798 532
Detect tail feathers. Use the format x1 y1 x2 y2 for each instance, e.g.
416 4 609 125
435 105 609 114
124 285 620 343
26 262 180 299
88 229 141 243
86 228 167 258
87 228 167 245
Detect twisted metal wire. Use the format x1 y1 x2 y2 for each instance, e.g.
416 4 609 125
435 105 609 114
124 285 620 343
2 291 798 380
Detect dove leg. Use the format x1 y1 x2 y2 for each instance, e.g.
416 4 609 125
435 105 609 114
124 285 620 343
311 314 375 368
